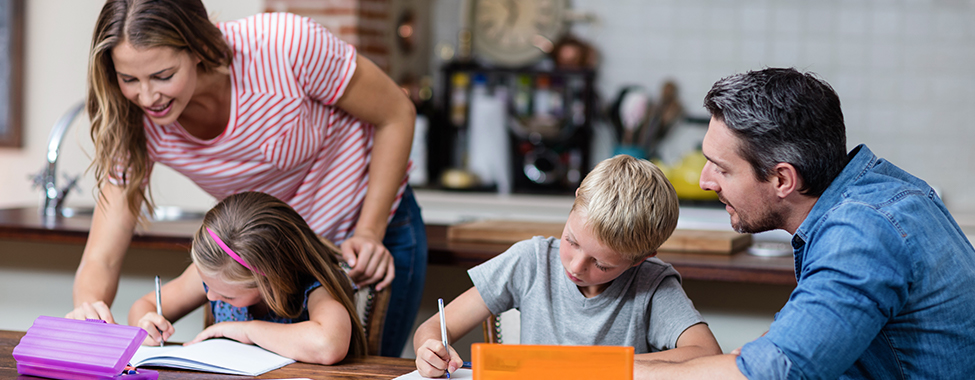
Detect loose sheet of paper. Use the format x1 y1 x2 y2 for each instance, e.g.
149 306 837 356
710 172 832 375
393 369 473 379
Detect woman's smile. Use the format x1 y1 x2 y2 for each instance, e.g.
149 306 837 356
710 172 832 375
144 99 174 118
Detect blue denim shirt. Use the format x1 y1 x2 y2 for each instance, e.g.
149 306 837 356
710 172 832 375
736 145 975 379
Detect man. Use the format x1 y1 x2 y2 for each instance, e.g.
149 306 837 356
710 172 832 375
639 68 975 379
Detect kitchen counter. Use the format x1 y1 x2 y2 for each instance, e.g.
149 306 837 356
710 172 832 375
0 206 797 285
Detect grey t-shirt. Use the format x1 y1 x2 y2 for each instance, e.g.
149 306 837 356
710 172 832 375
468 236 705 353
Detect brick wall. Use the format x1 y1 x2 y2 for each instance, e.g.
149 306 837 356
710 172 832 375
265 0 393 72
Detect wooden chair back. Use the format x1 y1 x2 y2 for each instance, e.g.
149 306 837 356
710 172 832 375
359 285 391 356
481 309 521 344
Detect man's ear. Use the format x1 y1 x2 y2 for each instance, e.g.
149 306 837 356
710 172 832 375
770 162 801 198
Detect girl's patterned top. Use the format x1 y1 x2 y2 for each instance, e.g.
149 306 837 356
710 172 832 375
207 281 321 323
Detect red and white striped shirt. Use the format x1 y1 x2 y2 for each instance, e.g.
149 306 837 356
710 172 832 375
141 13 407 243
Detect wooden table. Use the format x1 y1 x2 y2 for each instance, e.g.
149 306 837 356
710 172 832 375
0 330 416 379
0 207 796 285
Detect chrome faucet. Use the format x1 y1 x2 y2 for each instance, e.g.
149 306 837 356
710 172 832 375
31 100 85 219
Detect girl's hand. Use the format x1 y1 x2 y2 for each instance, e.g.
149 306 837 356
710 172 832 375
136 312 174 346
340 234 395 290
415 338 463 378
186 321 253 346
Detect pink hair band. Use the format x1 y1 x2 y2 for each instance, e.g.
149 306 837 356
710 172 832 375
205 226 265 276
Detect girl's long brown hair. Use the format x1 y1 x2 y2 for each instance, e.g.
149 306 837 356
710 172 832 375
191 191 368 358
87 0 231 217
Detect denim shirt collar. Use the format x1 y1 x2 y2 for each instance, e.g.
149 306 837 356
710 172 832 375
792 144 875 260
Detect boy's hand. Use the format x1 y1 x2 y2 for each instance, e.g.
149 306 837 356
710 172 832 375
136 312 174 346
415 338 464 378
186 321 252 346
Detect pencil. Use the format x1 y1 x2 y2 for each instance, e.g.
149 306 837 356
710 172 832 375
438 298 450 379
155 275 164 347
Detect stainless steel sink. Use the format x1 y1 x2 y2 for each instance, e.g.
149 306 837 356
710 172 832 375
59 205 206 222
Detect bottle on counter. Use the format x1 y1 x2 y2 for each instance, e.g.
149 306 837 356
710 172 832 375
567 75 587 127
512 74 533 118
533 75 553 118
450 72 470 128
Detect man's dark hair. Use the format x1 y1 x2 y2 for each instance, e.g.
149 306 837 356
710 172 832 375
703 68 848 197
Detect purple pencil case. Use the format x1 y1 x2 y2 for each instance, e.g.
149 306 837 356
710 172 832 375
12 316 158 380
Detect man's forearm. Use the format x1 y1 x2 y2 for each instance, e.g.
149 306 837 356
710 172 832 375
635 354 746 380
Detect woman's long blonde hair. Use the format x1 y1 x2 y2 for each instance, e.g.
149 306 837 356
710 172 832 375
191 191 368 358
87 0 231 217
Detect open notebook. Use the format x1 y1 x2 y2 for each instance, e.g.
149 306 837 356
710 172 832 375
129 338 294 376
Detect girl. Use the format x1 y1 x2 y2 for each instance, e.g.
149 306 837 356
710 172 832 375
128 192 367 365
71 0 426 357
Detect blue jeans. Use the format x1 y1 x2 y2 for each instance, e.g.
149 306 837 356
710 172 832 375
380 186 427 357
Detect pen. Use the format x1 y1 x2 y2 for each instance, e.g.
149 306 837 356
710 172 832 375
438 298 450 379
154 275 164 347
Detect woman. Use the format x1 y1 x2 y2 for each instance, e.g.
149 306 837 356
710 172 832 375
67 0 426 357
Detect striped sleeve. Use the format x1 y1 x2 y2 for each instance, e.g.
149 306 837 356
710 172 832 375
277 13 357 106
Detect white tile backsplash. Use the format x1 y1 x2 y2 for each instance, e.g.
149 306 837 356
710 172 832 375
804 6 835 37
933 10 967 42
739 6 769 33
837 7 869 38
771 6 802 35
707 4 738 35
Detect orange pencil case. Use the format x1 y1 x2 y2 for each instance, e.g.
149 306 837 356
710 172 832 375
471 343 633 380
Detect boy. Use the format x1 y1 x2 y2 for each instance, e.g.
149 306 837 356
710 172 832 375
413 155 722 378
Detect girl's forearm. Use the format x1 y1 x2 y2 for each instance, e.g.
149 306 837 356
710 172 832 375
127 293 157 326
242 320 352 365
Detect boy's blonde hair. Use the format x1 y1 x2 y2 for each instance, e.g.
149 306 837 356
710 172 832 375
571 155 679 262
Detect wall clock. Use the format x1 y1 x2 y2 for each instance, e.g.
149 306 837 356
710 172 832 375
470 0 568 67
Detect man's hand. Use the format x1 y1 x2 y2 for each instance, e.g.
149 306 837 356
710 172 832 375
66 301 116 324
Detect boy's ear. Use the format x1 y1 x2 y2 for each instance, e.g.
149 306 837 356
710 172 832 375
632 251 656 267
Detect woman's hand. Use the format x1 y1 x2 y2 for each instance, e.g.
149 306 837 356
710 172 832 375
340 232 395 290
66 301 116 324
186 321 253 346
415 338 463 378
136 311 175 346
